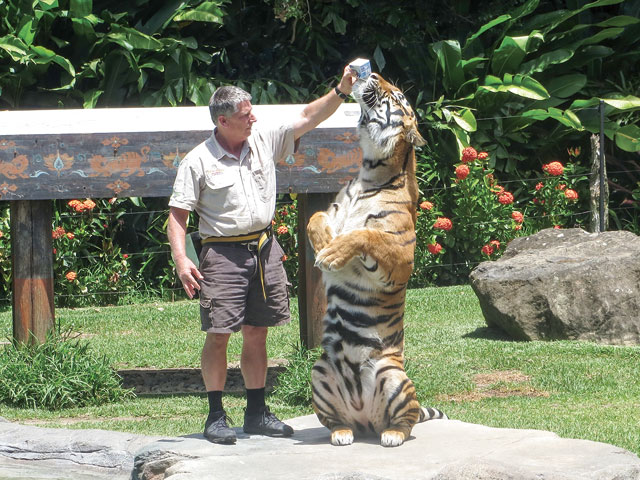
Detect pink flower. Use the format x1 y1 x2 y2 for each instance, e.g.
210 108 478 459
461 146 478 163
419 201 434 210
427 243 442 255
535 182 544 191
433 217 453 231
455 164 470 180
65 271 77 282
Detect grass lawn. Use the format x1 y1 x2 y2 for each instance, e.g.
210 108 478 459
1 285 639 457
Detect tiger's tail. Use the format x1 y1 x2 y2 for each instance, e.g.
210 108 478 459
418 406 448 422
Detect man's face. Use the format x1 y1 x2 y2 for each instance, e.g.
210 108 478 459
222 100 256 140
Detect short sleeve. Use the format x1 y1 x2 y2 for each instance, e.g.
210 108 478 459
168 154 202 211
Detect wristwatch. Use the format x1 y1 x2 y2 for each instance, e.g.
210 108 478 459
334 86 348 100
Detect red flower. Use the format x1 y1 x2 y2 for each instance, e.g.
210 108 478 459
557 184 566 190
511 211 524 223
481 244 494 256
52 226 66 239
455 164 470 180
123 254 129 259
492 185 505 195
277 225 289 235
83 199 96 210
498 192 514 205
535 182 544 191
543 161 564 176
564 189 578 201
433 217 453 231
0 230 3 239
66 232 75 240
554 225 562 229
65 271 77 282
514 224 522 231
419 201 433 210
477 151 489 161
490 240 501 250
461 146 478 163
427 243 442 255
281 254 288 262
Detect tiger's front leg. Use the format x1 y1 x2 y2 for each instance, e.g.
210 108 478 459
307 211 336 255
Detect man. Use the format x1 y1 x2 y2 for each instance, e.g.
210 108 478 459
167 66 356 444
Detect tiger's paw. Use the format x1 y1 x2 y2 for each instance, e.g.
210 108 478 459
314 246 351 271
380 428 406 448
331 427 354 446
307 213 335 254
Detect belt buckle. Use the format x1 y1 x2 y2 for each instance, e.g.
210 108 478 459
245 241 259 251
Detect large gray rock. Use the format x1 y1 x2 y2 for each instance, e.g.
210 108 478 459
469 228 640 344
2 415 640 480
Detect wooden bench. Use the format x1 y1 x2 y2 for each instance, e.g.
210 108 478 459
0 103 362 347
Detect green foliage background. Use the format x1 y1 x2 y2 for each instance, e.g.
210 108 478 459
1 0 639 302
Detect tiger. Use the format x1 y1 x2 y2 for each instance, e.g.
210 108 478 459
306 73 447 447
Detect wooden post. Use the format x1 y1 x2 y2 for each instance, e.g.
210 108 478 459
11 200 55 344
297 192 333 349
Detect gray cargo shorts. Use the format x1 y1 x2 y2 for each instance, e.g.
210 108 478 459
198 237 291 333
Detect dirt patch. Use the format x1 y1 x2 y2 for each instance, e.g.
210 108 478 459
438 369 549 402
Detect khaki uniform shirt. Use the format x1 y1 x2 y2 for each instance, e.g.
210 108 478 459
169 123 295 238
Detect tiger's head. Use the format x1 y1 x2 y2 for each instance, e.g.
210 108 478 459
352 73 426 161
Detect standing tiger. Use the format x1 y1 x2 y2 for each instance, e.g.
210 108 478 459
307 73 447 447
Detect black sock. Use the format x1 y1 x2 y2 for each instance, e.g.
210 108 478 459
245 387 266 415
207 391 223 418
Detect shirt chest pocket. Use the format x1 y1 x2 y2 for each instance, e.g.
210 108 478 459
252 168 271 202
204 170 236 205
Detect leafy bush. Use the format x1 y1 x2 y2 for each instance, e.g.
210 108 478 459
0 331 133 410
272 343 321 406
273 198 299 293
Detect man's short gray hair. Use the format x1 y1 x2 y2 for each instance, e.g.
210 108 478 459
209 86 252 126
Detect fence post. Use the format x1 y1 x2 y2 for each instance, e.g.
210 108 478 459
297 192 333 349
11 200 55 344
589 101 609 233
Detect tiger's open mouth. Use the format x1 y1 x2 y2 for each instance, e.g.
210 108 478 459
353 73 380 110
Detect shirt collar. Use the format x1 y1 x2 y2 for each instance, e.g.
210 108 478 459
208 128 252 162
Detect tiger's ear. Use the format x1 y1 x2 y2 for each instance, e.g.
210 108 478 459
407 127 426 147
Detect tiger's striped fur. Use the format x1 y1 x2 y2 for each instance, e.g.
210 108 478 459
307 73 447 447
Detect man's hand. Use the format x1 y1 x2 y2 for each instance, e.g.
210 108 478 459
175 255 203 299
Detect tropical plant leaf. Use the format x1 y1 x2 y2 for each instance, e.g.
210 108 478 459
596 15 640 27
615 124 640 152
491 36 527 77
432 40 464 93
519 48 574 75
545 74 587 98
451 108 477 132
603 96 640 111
464 14 511 49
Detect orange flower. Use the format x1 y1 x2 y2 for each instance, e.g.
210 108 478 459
514 224 522 231
553 225 562 229
65 271 77 282
281 254 288 261
277 225 289 235
477 151 489 161
511 211 524 223
543 161 564 176
427 243 442 255
419 201 434 210
433 217 453 231
455 164 470 180
498 192 514 205
0 230 3 239
490 240 501 250
66 232 75 240
564 189 578 201
83 199 96 210
461 146 478 163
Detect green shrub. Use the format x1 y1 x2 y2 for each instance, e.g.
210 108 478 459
272 344 321 406
0 331 133 410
